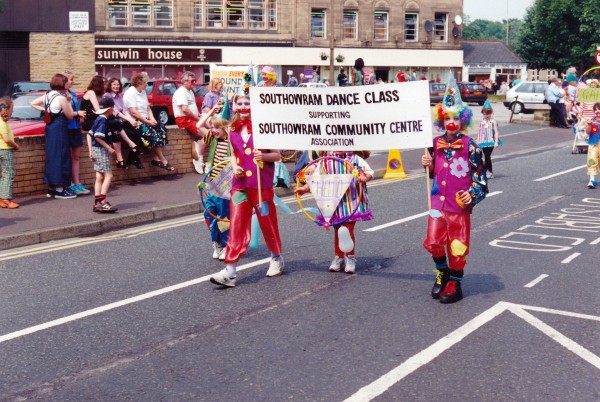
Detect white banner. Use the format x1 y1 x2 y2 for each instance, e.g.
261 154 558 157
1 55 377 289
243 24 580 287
251 81 433 151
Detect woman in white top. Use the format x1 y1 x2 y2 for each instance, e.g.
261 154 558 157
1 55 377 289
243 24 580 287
31 73 80 199
123 73 173 171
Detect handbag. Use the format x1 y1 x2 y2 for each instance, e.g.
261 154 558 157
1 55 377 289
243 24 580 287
40 93 60 124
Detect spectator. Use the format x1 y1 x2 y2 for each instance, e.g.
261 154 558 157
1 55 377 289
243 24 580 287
124 73 174 170
62 71 90 196
546 77 568 128
396 69 405 82
258 65 277 87
508 79 514 89
104 78 143 169
498 81 508 95
368 69 376 85
287 73 298 87
31 73 78 199
201 77 224 114
351 58 365 86
337 69 347 86
174 72 200 136
411 68 417 81
559 81 569 126
314 66 321 83
81 76 104 132
299 73 305 84
0 97 20 208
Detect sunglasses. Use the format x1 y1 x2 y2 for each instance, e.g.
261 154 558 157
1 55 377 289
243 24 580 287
236 101 251 106
189 79 196 83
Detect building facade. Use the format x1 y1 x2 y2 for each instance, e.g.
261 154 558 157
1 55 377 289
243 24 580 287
462 40 527 85
0 0 96 93
95 0 464 85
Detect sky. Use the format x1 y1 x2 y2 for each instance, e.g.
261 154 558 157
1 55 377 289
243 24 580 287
463 0 536 22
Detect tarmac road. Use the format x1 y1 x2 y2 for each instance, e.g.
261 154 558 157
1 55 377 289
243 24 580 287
1 129 599 401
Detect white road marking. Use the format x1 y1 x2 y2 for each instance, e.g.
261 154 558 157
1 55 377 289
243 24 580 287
534 165 586 182
364 191 502 232
524 274 549 288
590 236 600 245
0 258 271 344
561 252 581 263
343 302 600 401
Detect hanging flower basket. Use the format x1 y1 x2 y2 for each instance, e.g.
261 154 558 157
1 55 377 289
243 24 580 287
320 52 328 61
335 54 345 63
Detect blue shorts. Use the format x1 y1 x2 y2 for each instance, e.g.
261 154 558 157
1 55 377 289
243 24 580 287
68 128 83 147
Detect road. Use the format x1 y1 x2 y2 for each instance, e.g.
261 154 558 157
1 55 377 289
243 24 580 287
1 125 599 401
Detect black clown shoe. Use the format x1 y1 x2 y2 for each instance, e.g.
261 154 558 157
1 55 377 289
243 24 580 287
431 269 449 299
439 280 463 304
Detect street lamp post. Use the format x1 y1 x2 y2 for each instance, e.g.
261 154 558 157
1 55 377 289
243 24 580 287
329 0 335 85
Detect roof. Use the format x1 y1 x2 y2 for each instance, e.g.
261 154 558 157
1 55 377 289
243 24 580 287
462 41 525 64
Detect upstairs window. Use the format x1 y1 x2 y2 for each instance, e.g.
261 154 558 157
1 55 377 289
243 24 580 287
108 1 129 26
132 1 151 26
311 9 326 39
227 0 245 28
206 0 224 28
404 12 418 41
434 13 447 42
108 0 172 28
267 0 276 29
154 0 173 27
193 1 203 28
248 0 266 29
343 10 358 40
374 11 388 41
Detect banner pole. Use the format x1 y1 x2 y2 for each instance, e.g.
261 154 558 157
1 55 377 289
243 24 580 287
424 148 431 210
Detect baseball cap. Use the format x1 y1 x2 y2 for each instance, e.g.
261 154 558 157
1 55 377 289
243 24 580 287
95 97 115 114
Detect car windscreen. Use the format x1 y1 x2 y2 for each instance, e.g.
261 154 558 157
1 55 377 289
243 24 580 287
11 82 50 94
194 85 208 97
467 84 485 90
145 82 155 95
431 84 446 92
10 94 43 120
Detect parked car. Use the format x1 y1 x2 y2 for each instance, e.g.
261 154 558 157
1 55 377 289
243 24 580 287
457 82 487 105
145 80 206 125
429 83 446 105
5 81 51 97
503 81 548 114
8 91 83 136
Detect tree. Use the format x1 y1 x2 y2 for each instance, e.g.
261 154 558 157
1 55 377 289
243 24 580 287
513 0 600 73
462 15 484 40
0 0 5 14
462 15 523 47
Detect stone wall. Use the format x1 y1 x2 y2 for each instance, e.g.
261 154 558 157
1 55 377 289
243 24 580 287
29 33 96 92
5 127 198 198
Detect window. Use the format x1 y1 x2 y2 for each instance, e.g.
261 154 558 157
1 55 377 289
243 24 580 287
434 13 447 42
154 0 173 27
267 0 276 29
311 9 326 39
193 1 202 28
248 0 265 29
374 11 388 41
163 82 177 95
207 0 223 28
515 83 533 93
227 0 245 28
132 1 151 26
405 12 418 41
109 2 129 26
534 83 547 94
343 10 357 40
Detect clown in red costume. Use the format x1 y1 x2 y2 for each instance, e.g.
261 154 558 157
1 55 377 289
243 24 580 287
421 76 488 303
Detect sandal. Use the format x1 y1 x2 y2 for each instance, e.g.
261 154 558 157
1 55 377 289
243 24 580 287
164 162 175 171
116 160 125 169
151 159 175 171
151 159 161 167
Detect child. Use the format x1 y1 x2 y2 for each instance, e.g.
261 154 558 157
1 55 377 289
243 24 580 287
421 77 488 304
87 97 119 213
476 100 502 179
584 103 600 188
210 63 284 287
197 99 231 260
0 97 20 208
295 151 373 274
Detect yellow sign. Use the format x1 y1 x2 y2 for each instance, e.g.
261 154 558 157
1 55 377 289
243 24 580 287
577 88 600 103
211 66 247 100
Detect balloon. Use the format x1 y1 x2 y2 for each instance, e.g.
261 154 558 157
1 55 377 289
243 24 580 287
338 226 354 253
249 213 259 249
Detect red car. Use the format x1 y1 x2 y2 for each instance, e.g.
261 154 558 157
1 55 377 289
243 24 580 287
145 80 205 125
457 82 488 106
9 91 84 136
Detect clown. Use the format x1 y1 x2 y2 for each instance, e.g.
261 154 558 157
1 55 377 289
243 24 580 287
420 76 488 303
210 63 284 288
258 65 277 88
584 102 600 188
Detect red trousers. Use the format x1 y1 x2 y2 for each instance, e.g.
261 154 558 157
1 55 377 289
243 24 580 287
422 210 470 270
225 188 282 263
334 221 356 257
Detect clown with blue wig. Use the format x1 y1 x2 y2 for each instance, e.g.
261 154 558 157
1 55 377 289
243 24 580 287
420 76 488 304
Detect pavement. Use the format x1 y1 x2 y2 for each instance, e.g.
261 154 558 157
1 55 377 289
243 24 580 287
1 132 598 401
0 120 573 251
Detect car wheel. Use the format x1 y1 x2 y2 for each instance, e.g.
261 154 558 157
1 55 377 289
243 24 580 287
158 108 169 125
511 102 523 114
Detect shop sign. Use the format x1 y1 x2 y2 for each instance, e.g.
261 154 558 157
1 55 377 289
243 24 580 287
577 88 600 103
210 65 248 100
69 12 89 31
95 47 222 63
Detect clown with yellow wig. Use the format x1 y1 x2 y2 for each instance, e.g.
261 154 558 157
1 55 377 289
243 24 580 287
257 65 277 88
420 76 488 304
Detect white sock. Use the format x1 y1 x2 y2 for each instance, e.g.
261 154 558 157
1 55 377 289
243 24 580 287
55 186 64 192
198 155 203 163
591 175 596 182
226 264 236 276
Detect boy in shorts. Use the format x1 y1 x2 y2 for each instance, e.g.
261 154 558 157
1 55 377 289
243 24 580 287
88 97 119 213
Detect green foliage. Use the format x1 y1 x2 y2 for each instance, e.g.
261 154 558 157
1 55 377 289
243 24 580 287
462 14 523 45
0 0 5 14
513 0 600 73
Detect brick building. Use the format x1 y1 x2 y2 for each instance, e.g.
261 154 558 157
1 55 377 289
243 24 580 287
95 0 464 85
0 0 96 93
